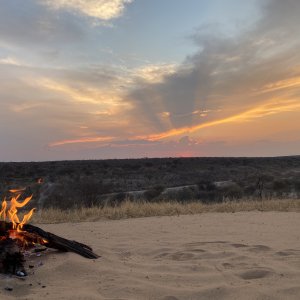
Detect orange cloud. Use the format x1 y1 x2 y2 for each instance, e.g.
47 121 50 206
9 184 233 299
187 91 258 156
137 99 300 141
36 78 111 104
49 99 300 147
49 136 114 147
257 76 300 94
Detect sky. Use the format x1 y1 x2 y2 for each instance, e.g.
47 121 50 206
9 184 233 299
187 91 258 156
0 0 299 161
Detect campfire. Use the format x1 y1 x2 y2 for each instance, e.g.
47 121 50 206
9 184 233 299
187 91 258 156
0 189 98 277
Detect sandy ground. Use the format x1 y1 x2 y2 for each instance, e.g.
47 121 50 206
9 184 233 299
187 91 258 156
0 212 300 300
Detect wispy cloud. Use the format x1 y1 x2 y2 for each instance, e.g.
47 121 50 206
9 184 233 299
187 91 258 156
136 99 300 141
0 57 22 66
49 136 114 146
257 76 300 94
48 98 300 147
40 0 133 20
35 77 116 105
132 63 178 83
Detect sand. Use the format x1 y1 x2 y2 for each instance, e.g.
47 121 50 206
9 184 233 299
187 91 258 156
1 212 300 300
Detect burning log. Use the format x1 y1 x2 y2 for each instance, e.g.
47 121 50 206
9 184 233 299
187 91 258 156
0 221 99 259
0 189 99 277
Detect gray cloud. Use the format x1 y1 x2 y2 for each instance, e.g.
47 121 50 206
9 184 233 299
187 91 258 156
0 0 85 48
259 0 300 36
127 0 300 130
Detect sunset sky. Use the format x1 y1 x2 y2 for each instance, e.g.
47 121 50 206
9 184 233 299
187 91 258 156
0 0 299 161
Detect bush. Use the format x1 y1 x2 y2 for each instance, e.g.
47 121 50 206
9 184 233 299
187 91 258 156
144 185 164 201
294 180 300 196
198 183 243 203
221 184 244 200
197 180 215 192
176 187 197 202
42 176 112 209
75 177 111 207
273 180 290 196
110 192 127 207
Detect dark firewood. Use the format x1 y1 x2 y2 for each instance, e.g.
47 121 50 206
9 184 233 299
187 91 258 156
0 221 99 259
0 238 26 276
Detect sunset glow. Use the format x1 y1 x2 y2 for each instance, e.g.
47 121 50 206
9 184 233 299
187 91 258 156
0 0 299 160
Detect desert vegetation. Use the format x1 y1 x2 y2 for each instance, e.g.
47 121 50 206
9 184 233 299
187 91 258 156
31 199 300 223
0 156 299 214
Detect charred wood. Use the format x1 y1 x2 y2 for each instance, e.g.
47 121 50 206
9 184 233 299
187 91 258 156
0 221 99 259
0 238 26 276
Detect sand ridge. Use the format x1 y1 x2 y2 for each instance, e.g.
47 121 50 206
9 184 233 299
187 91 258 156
0 212 300 299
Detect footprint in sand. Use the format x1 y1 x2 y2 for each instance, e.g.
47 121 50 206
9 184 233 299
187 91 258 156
170 251 195 261
184 241 228 247
238 268 273 280
247 245 272 252
275 250 298 256
231 243 248 248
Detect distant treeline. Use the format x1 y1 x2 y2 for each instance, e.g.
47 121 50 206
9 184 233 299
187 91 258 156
0 156 299 209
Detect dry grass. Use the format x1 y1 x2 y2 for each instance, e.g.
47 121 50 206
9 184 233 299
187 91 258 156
31 198 300 224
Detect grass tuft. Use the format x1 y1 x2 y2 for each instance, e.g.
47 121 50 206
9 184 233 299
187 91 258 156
31 198 300 224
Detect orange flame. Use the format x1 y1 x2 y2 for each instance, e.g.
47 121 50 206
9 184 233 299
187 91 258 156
0 199 7 221
0 190 35 233
0 190 48 249
9 188 25 194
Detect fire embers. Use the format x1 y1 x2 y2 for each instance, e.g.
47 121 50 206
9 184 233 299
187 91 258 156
0 188 98 277
0 238 27 277
0 189 35 234
0 189 47 276
0 189 44 250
